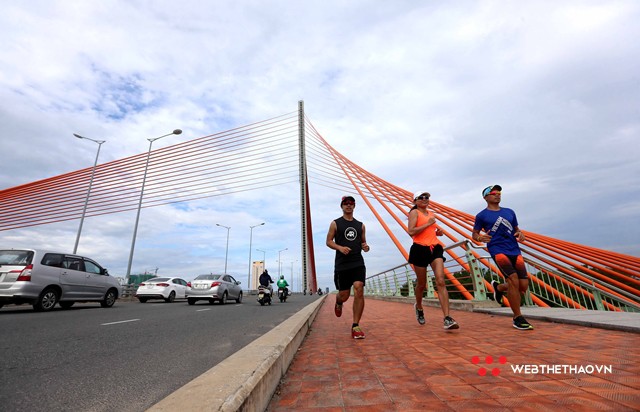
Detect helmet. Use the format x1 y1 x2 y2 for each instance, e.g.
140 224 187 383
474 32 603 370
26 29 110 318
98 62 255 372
280 275 284 279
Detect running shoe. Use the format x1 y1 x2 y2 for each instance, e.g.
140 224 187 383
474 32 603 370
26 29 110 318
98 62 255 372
414 303 425 325
513 315 534 330
491 280 504 305
334 302 343 317
443 316 459 330
351 326 365 339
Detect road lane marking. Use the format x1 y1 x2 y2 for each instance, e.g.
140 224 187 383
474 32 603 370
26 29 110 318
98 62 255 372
196 308 211 312
101 319 140 326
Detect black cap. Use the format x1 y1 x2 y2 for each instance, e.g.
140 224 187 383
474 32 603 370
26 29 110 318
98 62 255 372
341 196 355 205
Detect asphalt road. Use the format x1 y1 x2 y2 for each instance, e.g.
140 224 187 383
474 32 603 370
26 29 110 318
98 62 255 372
0 293 322 412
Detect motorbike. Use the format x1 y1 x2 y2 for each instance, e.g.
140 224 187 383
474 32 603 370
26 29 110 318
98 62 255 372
278 287 288 303
257 284 272 306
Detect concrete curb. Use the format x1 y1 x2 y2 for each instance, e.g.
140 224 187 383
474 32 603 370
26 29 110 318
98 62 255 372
147 295 327 412
473 307 640 334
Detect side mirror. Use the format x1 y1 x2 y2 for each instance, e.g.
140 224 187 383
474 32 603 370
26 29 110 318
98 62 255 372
236 281 241 285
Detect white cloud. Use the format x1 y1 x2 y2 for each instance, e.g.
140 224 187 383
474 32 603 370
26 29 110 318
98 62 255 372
1 0 639 290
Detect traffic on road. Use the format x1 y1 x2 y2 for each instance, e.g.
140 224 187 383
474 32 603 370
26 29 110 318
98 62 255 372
0 293 322 412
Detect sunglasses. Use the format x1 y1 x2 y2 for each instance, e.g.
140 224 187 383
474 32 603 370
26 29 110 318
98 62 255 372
415 195 430 201
342 202 355 206
488 191 501 196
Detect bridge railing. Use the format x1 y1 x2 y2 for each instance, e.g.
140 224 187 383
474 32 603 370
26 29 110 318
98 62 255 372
523 257 640 312
364 240 497 301
365 240 640 312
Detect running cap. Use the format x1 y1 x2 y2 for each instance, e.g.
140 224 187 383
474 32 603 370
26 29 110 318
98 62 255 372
341 195 355 205
482 185 502 197
413 191 430 200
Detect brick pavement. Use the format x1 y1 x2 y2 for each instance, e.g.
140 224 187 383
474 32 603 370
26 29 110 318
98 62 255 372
267 298 640 411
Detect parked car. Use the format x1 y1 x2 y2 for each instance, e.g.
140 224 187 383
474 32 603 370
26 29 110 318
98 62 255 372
0 249 121 312
186 274 242 305
135 277 188 303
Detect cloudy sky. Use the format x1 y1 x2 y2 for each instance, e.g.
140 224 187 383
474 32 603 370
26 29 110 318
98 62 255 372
1 1 638 290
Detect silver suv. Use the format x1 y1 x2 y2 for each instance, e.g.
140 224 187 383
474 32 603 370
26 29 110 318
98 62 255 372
0 249 121 311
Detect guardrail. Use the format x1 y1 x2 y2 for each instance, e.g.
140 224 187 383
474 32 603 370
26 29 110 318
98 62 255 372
365 240 640 312
364 240 496 301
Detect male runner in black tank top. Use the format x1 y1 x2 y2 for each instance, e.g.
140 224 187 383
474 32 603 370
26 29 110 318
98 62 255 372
326 195 370 339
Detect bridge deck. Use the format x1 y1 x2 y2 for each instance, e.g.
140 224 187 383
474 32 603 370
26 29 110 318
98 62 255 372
268 298 639 411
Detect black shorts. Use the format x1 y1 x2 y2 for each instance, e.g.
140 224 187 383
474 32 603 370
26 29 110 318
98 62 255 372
334 266 366 291
408 243 445 267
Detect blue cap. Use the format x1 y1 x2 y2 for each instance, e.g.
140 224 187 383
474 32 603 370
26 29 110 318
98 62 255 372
482 185 502 197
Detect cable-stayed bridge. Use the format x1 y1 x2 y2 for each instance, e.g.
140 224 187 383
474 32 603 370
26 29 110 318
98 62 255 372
1 102 638 312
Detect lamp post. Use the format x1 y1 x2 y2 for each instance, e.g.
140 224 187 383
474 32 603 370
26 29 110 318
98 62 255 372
247 223 265 290
256 248 267 267
125 129 182 283
216 224 231 274
278 248 288 278
72 134 106 254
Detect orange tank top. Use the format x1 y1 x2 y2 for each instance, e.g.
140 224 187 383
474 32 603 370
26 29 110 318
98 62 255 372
411 210 441 246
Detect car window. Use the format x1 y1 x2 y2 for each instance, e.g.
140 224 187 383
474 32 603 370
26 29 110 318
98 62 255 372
150 277 170 282
41 253 64 268
181 279 188 286
62 256 84 271
195 274 220 281
83 259 102 274
0 250 34 266
172 279 180 284
227 275 237 283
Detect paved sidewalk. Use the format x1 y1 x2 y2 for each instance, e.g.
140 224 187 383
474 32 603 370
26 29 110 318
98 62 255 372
267 298 640 411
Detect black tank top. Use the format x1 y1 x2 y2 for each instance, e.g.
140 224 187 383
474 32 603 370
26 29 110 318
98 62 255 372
334 216 365 270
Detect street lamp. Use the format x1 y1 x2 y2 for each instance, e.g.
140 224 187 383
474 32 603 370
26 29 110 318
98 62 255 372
216 224 231 274
278 248 288 278
72 133 106 254
256 249 267 267
247 222 265 289
125 129 182 283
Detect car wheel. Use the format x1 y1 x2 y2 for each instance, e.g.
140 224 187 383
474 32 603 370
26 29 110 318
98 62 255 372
165 291 176 303
100 289 117 308
34 288 59 312
188 298 196 305
59 301 75 309
138 297 148 303
219 292 227 305
236 292 243 304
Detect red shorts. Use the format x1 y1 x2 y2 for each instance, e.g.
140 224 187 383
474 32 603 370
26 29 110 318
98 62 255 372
493 254 528 279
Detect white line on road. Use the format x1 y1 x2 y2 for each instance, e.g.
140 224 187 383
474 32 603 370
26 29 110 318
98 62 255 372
101 319 141 326
196 308 211 312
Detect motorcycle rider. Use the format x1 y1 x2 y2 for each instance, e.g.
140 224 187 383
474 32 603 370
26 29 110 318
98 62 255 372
259 269 274 295
276 275 289 298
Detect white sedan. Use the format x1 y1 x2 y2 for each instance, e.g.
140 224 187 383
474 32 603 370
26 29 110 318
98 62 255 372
135 277 188 303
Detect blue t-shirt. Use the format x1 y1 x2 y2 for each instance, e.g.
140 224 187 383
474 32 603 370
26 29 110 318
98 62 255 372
473 207 521 256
